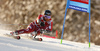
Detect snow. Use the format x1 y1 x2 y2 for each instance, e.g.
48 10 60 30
0 29 100 51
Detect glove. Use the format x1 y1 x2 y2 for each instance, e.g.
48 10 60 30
40 29 46 34
40 22 45 26
46 30 51 33
40 29 51 34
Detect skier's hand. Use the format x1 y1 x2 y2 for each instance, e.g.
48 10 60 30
40 22 45 26
40 29 46 34
40 29 51 34
46 30 51 33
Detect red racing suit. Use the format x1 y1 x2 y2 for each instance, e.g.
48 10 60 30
15 14 53 35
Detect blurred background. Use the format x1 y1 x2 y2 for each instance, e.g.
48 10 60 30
0 0 100 45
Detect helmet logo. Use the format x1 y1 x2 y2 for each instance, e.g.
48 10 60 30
46 13 50 15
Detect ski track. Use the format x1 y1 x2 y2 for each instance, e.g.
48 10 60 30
0 36 77 51
0 29 100 51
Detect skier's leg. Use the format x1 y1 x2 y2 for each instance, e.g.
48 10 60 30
34 34 37 38
10 23 35 35
30 30 41 38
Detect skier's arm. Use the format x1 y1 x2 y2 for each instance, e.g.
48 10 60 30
36 15 45 26
40 21 53 33
44 21 53 33
47 21 53 33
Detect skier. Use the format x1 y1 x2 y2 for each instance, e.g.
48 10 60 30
9 10 53 40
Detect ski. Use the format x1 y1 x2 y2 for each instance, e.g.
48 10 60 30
4 33 42 41
33 38 43 41
26 36 43 41
4 34 21 40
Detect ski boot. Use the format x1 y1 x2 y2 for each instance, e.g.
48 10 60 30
9 31 20 40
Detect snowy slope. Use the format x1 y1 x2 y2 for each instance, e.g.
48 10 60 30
0 29 100 51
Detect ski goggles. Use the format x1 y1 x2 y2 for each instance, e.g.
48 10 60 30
44 15 51 19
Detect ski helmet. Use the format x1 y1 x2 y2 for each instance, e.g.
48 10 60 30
44 10 51 16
